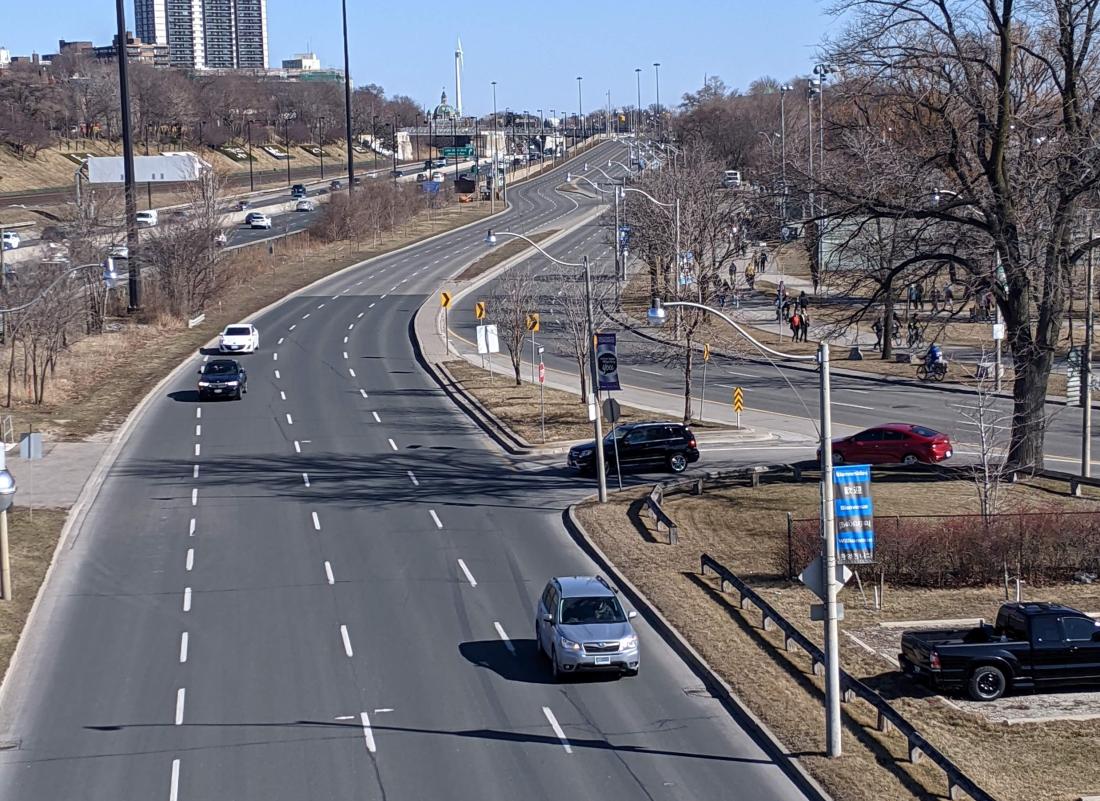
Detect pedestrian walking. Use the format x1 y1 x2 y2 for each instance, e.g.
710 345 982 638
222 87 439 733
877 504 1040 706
907 318 920 347
798 290 808 310
789 309 801 340
930 286 942 315
914 281 925 311
775 294 783 321
798 309 810 342
745 262 756 290
760 249 769 273
944 284 955 313
783 298 793 322
872 318 883 351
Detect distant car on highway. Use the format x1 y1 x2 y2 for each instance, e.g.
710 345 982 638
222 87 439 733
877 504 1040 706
294 199 316 212
1 232 20 250
235 199 250 211
329 179 343 190
108 243 129 259
290 183 307 198
135 210 158 228
218 323 259 354
247 213 272 229
568 421 699 475
536 575 639 680
827 423 953 466
432 158 446 168
197 358 247 400
416 172 428 182
390 169 403 178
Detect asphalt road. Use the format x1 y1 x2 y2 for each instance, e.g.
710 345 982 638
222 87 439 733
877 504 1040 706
0 139 815 801
450 215 1098 470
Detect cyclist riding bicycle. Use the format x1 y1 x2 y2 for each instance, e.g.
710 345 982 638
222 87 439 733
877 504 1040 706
925 342 945 368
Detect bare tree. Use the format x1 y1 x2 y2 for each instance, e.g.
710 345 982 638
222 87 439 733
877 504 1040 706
548 257 614 401
490 265 537 385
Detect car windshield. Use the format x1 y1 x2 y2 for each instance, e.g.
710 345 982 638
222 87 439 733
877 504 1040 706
559 596 627 625
225 327 251 336
204 362 238 375
912 426 941 438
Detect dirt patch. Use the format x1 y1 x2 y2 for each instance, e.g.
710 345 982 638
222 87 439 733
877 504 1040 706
576 472 1100 801
455 230 557 282
0 508 66 689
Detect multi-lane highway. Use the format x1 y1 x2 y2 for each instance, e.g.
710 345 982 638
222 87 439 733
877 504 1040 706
0 139 817 801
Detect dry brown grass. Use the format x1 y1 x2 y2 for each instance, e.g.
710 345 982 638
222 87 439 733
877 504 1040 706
0 508 66 688
454 230 557 281
577 473 1100 801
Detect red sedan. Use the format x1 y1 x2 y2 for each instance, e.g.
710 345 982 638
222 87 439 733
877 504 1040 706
829 423 953 466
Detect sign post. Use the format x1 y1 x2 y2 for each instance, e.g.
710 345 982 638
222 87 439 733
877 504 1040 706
527 312 540 384
476 323 499 382
538 346 546 442
733 386 744 428
603 397 624 490
441 291 452 355
698 343 711 421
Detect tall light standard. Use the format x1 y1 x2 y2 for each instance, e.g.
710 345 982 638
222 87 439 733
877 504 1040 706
317 115 326 180
491 81 498 214
113 0 140 310
245 119 255 191
282 113 293 187
653 63 662 140
813 64 833 285
341 0 355 188
647 298 841 757
577 76 584 144
635 67 642 134
487 229 607 502
780 84 792 221
570 170 626 302
0 452 13 601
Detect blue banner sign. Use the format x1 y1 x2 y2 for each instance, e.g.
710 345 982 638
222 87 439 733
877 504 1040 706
833 464 874 564
595 333 620 391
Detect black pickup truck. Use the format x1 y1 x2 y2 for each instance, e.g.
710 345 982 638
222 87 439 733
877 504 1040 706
899 602 1100 701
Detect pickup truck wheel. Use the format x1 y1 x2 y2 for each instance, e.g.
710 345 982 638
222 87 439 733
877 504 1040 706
968 665 1007 701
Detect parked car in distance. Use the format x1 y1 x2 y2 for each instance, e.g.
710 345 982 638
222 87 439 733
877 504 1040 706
236 199 250 211
900 602 1100 701
351 176 363 185
329 179 343 190
2 232 20 250
722 169 742 189
294 199 316 212
390 169 403 178
535 575 639 680
430 171 444 182
218 323 259 353
568 421 700 475
248 213 272 230
197 359 247 400
135 210 158 227
108 243 129 259
828 423 953 466
290 183 307 198
415 172 428 182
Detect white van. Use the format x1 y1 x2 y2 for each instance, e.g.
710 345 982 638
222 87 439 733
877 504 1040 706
722 170 742 189
135 210 158 228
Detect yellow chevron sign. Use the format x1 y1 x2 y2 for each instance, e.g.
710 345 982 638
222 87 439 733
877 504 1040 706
733 386 744 413
474 301 486 319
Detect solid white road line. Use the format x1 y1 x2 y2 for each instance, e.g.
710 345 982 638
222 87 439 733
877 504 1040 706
841 387 870 394
179 632 189 663
407 470 419 486
169 759 180 801
388 438 398 451
494 622 515 654
312 511 321 531
457 558 477 587
195 424 201 437
183 587 192 612
630 367 662 376
429 509 443 529
360 389 368 398
360 711 377 753
191 488 197 506
349 368 356 378
280 391 287 401
542 707 573 754
294 440 302 453
189 518 196 536
192 465 199 479
833 401 875 410
286 413 294 425
195 408 201 419
372 411 381 423
185 548 194 572
194 443 200 457
302 473 311 487
324 561 335 585
340 625 354 657
274 370 281 379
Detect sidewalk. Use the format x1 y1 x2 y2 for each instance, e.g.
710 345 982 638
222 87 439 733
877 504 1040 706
6 441 107 509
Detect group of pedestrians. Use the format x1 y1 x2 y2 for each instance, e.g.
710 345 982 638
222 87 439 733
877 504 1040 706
772 281 811 342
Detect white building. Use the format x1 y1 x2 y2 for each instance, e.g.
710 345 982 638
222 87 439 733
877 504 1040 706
281 52 321 71
0 48 10 68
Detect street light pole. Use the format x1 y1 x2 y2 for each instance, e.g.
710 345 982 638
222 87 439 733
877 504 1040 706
341 0 355 188
635 67 642 134
283 115 292 186
114 0 141 311
318 116 325 179
577 76 584 145
653 63 662 140
1084 232 1094 480
780 84 791 221
491 81 498 214
246 119 254 191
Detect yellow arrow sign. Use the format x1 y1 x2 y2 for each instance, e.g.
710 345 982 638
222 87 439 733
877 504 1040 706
474 301 486 319
440 291 452 308
703 343 711 362
526 312 540 332
733 386 744 413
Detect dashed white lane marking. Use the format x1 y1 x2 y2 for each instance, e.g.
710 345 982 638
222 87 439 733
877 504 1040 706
360 711 377 753
841 387 870 394
348 323 355 331
833 401 876 410
278 337 284 345
340 625 354 657
192 465 199 479
428 509 443 529
543 707 573 754
286 413 294 425
357 312 365 319
324 561 335 585
302 473 311 487
343 352 349 359
349 368 356 378
343 336 349 344
275 370 281 379
191 488 198 506
380 294 387 300
407 470 419 486
390 286 397 292
294 440 302 453
175 688 185 725
185 548 194 572
273 353 278 361
182 587 192 612
356 280 362 285
280 391 287 401
169 759 180 801
303 313 311 319
290 324 297 331
360 389 368 398
457 559 477 587
194 443 200 457
195 424 201 437
188 518 196 536
630 367 661 375
369 302 376 308
494 622 515 654
341 288 350 295
318 303 326 309
388 438 398 451
179 632 189 663
195 408 201 419
312 511 321 531
370 411 381 423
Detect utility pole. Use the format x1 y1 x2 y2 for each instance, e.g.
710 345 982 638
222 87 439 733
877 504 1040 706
491 81 497 214
780 84 791 222
818 341 841 758
246 120 254 191
635 68 642 134
577 76 584 145
1084 230 1094 481
114 0 140 310
583 254 608 503
341 0 355 188
654 63 662 140
318 116 325 179
284 115 292 186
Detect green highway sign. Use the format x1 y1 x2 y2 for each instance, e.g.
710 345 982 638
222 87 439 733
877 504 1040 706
441 146 474 158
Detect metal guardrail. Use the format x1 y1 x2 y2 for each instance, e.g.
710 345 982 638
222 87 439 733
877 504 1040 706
700 553 998 801
645 483 678 544
187 313 206 329
1034 467 1100 497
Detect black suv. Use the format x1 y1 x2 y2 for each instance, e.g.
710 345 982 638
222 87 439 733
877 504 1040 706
568 422 699 475
197 359 248 400
290 183 307 198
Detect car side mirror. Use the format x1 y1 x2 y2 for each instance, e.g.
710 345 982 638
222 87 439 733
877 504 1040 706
1092 630 1100 642
197 369 203 375
628 610 637 619
542 613 553 623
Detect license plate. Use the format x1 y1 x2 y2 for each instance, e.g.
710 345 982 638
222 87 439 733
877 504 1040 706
594 656 611 666
213 389 223 393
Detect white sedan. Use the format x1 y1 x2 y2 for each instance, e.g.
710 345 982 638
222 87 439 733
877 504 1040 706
218 324 259 354
295 199 316 212
1 232 20 250
249 213 273 229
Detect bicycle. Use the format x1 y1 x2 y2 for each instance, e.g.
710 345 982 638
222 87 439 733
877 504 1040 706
916 360 948 382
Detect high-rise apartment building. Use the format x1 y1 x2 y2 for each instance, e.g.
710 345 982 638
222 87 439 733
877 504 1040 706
135 0 266 70
134 0 167 48
233 0 268 69
201 0 237 68
166 0 205 68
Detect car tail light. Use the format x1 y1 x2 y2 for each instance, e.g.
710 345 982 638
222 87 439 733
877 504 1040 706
930 650 941 670
689 438 697 448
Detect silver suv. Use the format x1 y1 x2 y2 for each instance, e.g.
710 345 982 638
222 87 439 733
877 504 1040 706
535 576 640 680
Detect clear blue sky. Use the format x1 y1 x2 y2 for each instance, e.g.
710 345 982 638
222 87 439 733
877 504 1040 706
5 0 839 114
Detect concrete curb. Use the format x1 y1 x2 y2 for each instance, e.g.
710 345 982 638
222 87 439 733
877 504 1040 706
561 502 833 801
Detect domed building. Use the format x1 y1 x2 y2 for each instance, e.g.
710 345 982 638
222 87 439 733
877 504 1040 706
433 89 457 121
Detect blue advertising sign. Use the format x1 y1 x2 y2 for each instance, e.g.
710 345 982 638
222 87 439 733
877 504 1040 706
832 464 874 564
